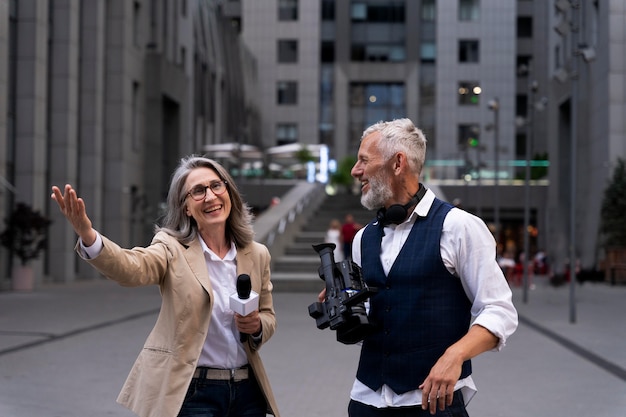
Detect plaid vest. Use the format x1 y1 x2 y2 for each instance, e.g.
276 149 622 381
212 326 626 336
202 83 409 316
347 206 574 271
356 198 472 394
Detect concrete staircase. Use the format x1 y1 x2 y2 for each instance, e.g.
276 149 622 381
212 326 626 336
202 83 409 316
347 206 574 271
270 192 373 292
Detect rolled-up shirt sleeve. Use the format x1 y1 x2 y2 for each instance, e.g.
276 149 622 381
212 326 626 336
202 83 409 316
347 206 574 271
441 208 518 350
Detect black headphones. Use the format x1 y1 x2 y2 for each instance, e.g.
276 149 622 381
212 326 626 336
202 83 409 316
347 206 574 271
376 184 427 226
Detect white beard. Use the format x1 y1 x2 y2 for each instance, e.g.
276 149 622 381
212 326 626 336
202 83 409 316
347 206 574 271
361 170 393 211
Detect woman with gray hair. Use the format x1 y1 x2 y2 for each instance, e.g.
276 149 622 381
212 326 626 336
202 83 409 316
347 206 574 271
51 155 281 417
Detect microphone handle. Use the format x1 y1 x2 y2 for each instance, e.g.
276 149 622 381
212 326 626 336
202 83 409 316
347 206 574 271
240 332 247 343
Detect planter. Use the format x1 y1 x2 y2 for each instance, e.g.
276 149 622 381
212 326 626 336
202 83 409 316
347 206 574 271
605 247 626 285
11 264 34 291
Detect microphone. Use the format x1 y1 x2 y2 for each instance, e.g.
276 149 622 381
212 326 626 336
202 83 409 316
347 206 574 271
237 273 252 300
229 274 259 342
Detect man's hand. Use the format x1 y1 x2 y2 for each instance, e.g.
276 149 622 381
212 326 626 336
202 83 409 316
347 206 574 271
419 350 463 414
419 324 499 414
317 288 326 303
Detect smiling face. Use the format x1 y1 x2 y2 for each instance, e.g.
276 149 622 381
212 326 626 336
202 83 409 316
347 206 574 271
351 132 394 210
183 167 231 232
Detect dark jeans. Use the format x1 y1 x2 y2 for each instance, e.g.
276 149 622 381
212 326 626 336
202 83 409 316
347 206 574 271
178 375 267 417
348 390 469 417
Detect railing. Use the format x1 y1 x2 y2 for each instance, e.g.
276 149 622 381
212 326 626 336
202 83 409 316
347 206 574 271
253 181 327 253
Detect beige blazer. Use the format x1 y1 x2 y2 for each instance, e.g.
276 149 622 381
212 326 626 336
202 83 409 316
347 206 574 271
79 231 280 417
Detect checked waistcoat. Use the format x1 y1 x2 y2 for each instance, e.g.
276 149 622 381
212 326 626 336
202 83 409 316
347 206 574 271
356 198 472 394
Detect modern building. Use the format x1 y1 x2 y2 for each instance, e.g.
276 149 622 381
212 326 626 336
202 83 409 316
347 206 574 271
237 0 533 251
1 0 624 289
234 0 625 274
0 0 258 287
545 0 626 273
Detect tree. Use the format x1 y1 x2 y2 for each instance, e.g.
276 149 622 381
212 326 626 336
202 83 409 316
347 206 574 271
599 158 626 247
330 155 357 191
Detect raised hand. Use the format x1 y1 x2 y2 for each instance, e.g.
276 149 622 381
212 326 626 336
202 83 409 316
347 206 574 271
51 184 97 246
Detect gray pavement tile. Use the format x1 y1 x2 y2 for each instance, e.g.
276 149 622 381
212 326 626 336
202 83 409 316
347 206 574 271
1 277 626 416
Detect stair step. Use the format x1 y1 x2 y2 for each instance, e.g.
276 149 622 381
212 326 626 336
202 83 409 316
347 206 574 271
270 192 373 289
270 272 324 292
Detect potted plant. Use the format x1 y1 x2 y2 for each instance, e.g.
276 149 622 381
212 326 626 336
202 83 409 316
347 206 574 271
0 202 52 291
599 158 626 284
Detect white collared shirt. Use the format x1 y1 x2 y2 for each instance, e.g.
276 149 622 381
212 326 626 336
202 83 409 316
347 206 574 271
350 188 518 407
196 238 248 369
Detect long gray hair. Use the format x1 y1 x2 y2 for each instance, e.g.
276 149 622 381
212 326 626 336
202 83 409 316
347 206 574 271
155 155 254 248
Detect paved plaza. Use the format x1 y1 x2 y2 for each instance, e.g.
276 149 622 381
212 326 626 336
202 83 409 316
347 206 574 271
1 275 626 416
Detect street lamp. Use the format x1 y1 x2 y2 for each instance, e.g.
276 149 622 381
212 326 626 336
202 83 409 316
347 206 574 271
487 97 500 239
523 79 539 304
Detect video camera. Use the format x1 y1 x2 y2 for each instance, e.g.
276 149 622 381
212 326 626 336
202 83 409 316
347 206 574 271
307 243 378 344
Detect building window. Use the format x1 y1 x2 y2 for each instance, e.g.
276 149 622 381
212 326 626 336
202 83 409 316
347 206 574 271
321 0 335 20
133 1 141 47
420 82 435 106
517 55 532 76
350 2 406 62
352 44 405 62
277 39 298 63
517 16 533 38
421 42 436 63
132 82 141 150
321 41 335 63
351 3 404 22
459 0 480 21
458 124 480 149
459 40 479 63
516 94 528 118
278 0 298 21
351 3 368 21
350 83 406 135
276 124 298 145
458 81 481 105
277 81 298 105
422 0 436 21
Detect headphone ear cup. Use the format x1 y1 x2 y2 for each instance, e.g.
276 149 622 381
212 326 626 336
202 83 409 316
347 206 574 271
377 208 386 224
384 204 408 225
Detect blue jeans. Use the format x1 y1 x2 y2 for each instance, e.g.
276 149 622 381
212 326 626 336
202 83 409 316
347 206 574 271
348 390 469 417
178 374 268 417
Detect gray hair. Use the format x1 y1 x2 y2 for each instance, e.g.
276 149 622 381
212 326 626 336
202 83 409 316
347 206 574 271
361 118 427 176
155 155 254 248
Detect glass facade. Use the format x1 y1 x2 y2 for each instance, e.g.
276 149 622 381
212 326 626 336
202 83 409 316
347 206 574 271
350 1 406 62
349 82 405 150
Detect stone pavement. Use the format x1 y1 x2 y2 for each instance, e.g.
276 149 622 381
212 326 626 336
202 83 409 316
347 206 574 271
1 275 626 417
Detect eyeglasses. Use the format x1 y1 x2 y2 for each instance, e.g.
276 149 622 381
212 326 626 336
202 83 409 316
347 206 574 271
186 181 228 201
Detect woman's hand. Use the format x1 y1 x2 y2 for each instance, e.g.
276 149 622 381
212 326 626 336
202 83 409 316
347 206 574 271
51 184 97 246
235 310 262 336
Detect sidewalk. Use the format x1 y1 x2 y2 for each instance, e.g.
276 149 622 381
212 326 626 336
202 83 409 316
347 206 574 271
1 276 626 416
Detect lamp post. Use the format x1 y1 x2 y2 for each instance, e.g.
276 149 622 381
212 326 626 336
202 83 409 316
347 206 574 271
568 0 581 324
523 79 539 304
488 98 500 239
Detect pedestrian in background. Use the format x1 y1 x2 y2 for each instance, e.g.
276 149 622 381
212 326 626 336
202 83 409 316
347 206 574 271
320 118 518 416
51 156 280 417
341 213 360 260
325 218 344 261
